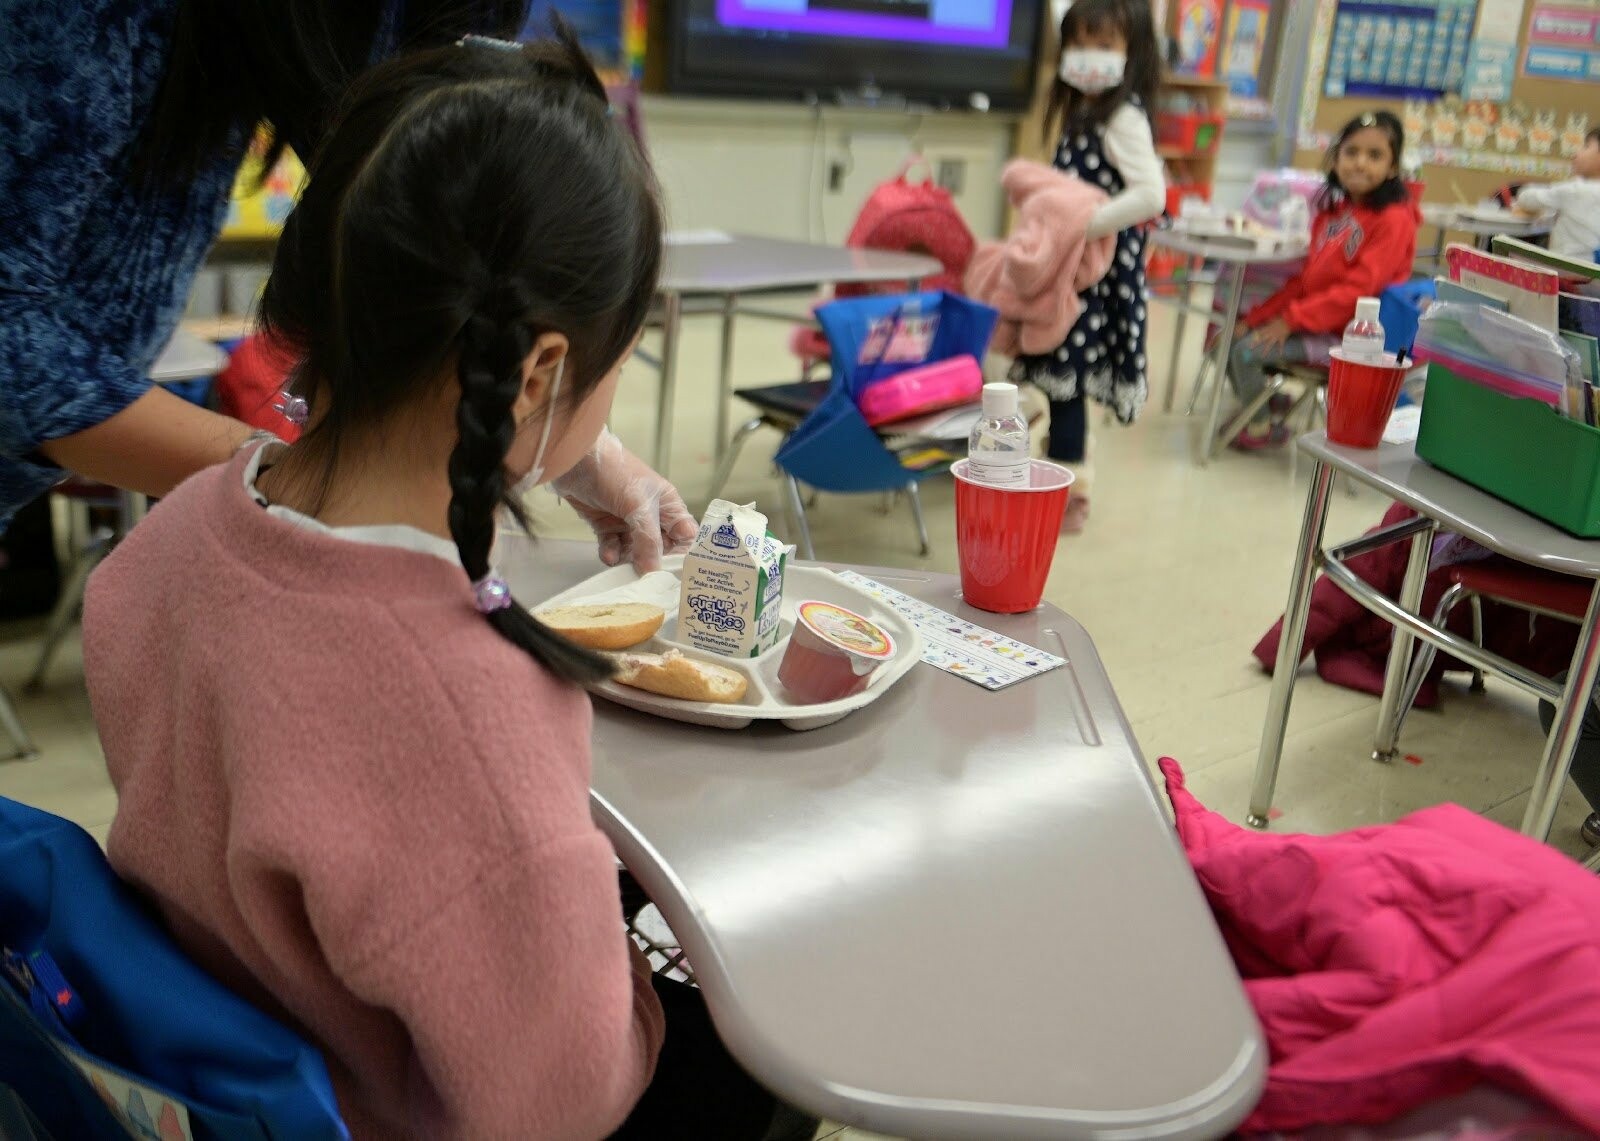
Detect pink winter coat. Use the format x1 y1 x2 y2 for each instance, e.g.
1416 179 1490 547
963 160 1115 356
1159 758 1600 1136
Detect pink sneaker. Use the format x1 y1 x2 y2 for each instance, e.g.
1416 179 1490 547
1061 497 1091 533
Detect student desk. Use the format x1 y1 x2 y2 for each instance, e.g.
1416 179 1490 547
502 536 1267 1140
1417 204 1554 268
1251 434 1600 874
650 234 940 476
1146 229 1306 465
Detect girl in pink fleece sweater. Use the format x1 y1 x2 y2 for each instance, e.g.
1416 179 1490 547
84 30 805 1141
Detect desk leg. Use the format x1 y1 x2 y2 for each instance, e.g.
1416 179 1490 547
655 292 683 473
1523 583 1600 840
1249 460 1335 828
119 490 149 530
1165 262 1194 413
1372 523 1437 762
714 294 736 467
1200 261 1246 465
0 687 36 760
1421 226 1445 271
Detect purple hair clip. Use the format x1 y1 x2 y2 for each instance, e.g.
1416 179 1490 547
275 391 309 426
473 574 512 614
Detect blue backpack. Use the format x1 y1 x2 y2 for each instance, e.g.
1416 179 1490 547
0 796 347 1141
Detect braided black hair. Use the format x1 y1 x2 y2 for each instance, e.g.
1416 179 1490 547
258 24 660 683
451 308 613 683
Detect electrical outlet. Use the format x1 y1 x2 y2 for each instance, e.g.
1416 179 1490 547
936 159 966 194
828 161 847 193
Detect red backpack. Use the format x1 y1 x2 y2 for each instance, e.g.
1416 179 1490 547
835 158 977 297
791 160 978 366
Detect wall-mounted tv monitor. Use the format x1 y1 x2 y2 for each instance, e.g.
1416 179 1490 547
665 0 1044 111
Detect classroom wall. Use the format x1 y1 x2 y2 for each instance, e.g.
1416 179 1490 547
640 96 1016 242
1290 0 1594 204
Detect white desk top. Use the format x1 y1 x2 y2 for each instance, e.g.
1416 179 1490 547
151 328 229 384
1149 227 1308 266
1419 204 1554 238
1300 433 1600 578
659 233 942 296
501 537 1266 1141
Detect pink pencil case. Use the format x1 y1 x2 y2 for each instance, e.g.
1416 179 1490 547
857 355 983 428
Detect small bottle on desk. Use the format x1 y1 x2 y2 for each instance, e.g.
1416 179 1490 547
1342 297 1387 363
967 382 1031 489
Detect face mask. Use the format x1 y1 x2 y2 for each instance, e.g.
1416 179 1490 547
1060 48 1126 94
507 357 564 499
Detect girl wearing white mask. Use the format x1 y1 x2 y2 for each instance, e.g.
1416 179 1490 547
84 33 812 1141
1010 0 1164 533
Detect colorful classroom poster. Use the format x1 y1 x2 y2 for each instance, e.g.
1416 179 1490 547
1524 1 1600 81
1173 0 1223 76
1323 0 1480 100
1222 0 1273 96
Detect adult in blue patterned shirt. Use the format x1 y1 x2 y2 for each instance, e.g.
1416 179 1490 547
0 0 694 571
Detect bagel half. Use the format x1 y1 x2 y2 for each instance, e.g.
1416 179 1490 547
611 650 748 704
536 603 666 651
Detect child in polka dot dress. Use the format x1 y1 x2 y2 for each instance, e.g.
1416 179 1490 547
1010 0 1165 532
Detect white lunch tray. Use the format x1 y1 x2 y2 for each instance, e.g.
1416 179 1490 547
537 556 924 731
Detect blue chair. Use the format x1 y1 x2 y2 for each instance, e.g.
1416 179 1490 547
771 291 997 558
0 796 348 1141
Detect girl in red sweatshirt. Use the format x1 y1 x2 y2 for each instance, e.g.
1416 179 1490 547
1229 110 1420 449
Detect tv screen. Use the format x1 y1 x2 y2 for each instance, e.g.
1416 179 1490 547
665 0 1043 110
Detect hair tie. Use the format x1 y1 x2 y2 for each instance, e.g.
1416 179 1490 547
473 574 513 614
275 391 309 426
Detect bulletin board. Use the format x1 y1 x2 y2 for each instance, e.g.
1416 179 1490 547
1293 0 1593 203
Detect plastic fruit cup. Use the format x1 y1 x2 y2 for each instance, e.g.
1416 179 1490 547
1326 347 1411 449
952 459 1075 614
778 601 897 704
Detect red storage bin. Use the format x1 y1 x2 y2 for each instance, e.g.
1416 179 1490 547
1156 112 1224 155
1164 181 1211 219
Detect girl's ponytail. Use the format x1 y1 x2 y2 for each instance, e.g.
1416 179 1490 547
451 305 614 684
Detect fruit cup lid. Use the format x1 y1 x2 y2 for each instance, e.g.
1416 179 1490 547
796 601 897 669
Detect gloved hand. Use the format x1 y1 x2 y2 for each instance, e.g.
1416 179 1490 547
551 428 698 572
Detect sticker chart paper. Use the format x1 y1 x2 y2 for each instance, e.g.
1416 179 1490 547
836 572 1065 691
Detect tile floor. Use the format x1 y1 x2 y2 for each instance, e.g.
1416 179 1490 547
1 295 1594 1141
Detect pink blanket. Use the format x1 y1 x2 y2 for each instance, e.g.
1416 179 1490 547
963 160 1115 357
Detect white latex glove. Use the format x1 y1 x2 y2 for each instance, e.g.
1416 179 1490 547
551 428 698 572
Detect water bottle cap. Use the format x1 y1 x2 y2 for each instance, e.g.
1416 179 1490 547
981 382 1019 419
1355 297 1382 322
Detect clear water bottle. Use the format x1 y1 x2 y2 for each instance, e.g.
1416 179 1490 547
967 382 1031 489
1341 297 1387 363
1279 196 1310 244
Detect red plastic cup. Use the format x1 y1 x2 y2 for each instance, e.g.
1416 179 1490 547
952 459 1075 613
1326 347 1410 449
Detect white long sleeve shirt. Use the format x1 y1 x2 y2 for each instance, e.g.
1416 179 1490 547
1087 104 1167 239
1515 178 1600 261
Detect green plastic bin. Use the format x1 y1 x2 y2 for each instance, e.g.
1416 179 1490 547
1416 364 1600 537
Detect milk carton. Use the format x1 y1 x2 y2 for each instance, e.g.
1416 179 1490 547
678 499 787 658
